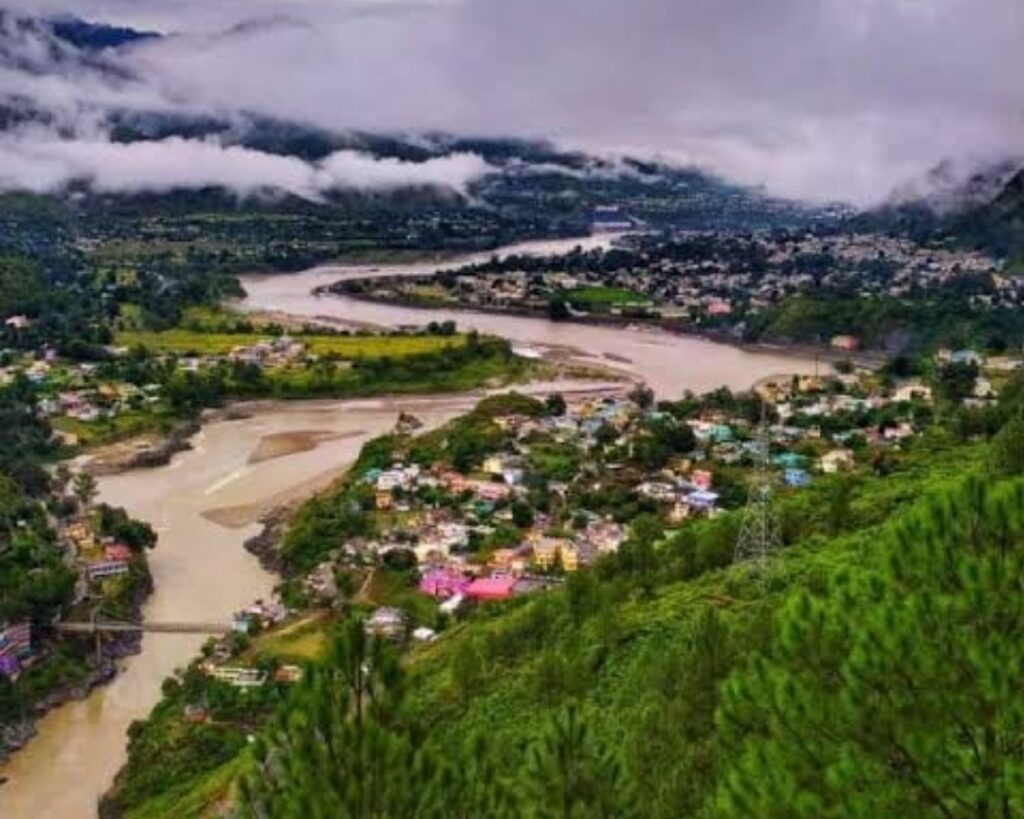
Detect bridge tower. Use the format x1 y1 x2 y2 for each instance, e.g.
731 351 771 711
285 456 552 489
734 404 781 569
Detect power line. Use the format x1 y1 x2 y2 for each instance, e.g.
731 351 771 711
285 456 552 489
734 404 781 569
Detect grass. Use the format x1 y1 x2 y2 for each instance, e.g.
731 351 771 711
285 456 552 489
361 568 438 626
51 408 177 446
123 757 244 819
567 286 650 307
115 329 468 359
248 612 335 663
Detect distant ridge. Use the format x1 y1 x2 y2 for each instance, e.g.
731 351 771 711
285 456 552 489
48 16 160 50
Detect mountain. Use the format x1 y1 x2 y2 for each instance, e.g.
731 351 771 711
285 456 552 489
951 167 1024 258
0 12 835 242
48 17 160 51
846 158 1024 258
0 11 141 78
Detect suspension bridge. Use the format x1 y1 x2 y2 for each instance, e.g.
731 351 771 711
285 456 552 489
54 613 236 663
55 619 233 636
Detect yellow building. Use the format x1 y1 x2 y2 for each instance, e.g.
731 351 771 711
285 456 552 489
560 544 580 572
532 537 571 570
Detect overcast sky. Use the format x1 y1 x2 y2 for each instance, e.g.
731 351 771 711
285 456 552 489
2 0 1023 205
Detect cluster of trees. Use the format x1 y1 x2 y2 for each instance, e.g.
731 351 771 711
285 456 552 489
749 284 1024 353
145 335 523 413
238 620 636 819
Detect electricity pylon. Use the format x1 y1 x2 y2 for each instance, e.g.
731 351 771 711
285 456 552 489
734 405 781 569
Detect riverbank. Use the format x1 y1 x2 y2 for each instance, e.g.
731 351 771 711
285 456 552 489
94 381 641 817
0 559 154 768
1 381 635 817
323 285 887 369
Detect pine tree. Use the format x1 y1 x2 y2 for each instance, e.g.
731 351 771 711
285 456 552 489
716 476 1024 818
72 471 98 510
523 704 633 819
237 619 437 819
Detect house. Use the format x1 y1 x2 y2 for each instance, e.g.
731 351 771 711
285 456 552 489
207 666 268 688
104 543 134 562
532 537 570 569
375 468 410 492
783 468 812 488
830 334 860 351
819 448 855 474
482 454 509 476
584 520 624 554
306 561 339 599
0 622 32 660
950 349 983 367
502 467 526 486
563 542 597 571
892 381 933 403
26 361 50 383
883 422 915 442
987 356 1024 372
419 568 470 598
274 665 304 684
465 575 517 601
471 481 511 502
5 315 31 331
560 544 582 572
491 547 528 574
183 704 208 724
708 423 734 443
86 560 130 581
437 522 469 549
685 490 719 512
443 472 469 493
366 607 407 639
232 615 253 635
637 482 677 502
0 653 20 678
66 520 95 549
375 490 394 511
974 377 996 399
773 452 806 470
690 469 713 491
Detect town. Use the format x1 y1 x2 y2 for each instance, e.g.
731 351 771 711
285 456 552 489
336 228 1016 352
181 344 999 692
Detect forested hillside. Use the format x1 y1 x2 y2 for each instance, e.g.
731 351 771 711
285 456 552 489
228 457 1023 819
106 368 1024 818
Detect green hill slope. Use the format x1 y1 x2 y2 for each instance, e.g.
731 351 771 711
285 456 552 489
105 404 1010 818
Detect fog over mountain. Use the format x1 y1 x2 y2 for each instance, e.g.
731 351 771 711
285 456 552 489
2 0 1023 205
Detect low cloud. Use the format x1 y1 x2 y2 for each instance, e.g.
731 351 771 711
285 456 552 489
3 0 1024 205
0 132 493 198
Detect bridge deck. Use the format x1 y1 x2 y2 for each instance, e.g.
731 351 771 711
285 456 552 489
55 621 232 635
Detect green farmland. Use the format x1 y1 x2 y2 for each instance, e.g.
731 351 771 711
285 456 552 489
115 330 468 359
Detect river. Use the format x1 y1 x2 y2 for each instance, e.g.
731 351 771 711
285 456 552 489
238 235 825 396
0 236 821 817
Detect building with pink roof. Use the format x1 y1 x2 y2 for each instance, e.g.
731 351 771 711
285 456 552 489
419 568 470 598
105 543 134 562
465 575 516 601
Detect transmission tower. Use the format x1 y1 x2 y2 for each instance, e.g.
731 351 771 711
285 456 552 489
734 405 781 569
